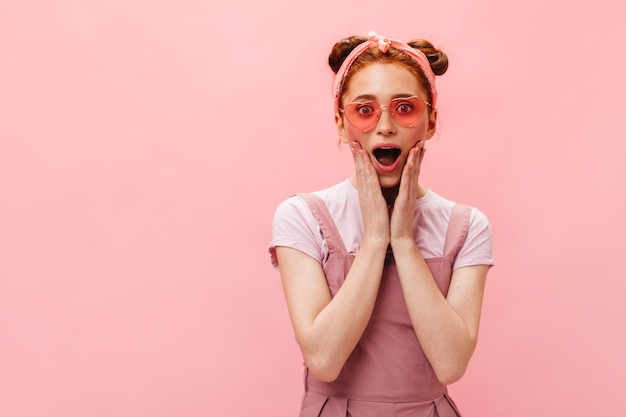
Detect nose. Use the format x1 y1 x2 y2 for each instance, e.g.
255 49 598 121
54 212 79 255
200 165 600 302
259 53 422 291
376 105 396 135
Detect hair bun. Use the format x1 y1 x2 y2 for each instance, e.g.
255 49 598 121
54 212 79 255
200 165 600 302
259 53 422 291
328 36 367 73
407 39 449 76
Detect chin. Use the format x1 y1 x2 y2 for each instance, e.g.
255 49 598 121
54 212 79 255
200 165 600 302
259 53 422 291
378 175 401 190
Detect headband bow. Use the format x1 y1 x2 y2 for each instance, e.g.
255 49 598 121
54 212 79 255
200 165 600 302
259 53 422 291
369 31 391 53
332 31 437 112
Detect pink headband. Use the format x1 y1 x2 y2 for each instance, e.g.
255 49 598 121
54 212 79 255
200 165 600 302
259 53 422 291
332 31 437 113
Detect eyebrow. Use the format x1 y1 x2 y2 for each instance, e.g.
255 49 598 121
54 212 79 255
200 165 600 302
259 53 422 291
351 93 417 102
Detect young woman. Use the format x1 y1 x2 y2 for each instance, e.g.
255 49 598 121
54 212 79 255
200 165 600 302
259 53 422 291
269 31 494 417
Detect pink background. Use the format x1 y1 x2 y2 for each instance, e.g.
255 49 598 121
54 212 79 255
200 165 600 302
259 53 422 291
1 1 625 416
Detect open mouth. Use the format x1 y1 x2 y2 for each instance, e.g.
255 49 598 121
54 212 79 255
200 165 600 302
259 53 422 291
373 147 401 166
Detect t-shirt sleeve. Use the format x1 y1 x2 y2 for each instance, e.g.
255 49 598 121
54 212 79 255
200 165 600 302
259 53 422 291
453 208 494 270
268 196 324 269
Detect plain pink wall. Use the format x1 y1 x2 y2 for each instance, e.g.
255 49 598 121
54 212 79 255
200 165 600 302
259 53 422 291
1 1 625 416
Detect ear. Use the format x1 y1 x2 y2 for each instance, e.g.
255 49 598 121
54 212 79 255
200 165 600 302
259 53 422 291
335 112 350 144
424 108 438 141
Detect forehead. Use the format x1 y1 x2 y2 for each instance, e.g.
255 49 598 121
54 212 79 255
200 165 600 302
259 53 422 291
344 63 425 101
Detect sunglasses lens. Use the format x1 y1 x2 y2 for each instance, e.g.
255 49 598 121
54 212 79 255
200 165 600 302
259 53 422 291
390 97 425 127
343 97 427 131
344 102 380 131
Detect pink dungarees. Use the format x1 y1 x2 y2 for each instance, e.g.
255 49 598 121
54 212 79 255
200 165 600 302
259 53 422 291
296 193 472 417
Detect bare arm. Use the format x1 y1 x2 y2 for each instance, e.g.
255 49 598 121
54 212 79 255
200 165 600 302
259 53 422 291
391 243 488 384
276 238 387 382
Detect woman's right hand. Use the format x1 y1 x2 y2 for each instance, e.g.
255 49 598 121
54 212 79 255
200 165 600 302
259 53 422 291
351 142 390 245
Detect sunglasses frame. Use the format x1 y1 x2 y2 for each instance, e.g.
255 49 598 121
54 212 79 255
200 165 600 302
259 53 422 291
339 96 431 132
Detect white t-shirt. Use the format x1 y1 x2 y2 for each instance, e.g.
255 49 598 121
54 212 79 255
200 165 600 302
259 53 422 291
269 179 494 270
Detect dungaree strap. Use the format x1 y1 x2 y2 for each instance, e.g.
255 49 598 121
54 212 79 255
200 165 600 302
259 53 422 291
296 193 348 256
443 203 472 261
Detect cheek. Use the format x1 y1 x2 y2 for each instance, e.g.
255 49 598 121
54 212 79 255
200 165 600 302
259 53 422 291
410 116 431 137
417 113 431 128
343 123 367 141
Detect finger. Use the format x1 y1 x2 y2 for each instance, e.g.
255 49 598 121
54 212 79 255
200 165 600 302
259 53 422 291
410 141 423 173
352 142 380 195
407 147 423 199
410 148 420 193
405 148 417 176
398 148 416 201
351 141 361 162
352 142 369 166
351 142 367 177
413 146 425 182
408 144 424 173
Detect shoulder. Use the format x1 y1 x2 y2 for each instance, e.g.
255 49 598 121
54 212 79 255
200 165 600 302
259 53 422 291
419 190 491 231
269 180 355 268
273 194 310 224
273 180 355 221
312 179 358 211
428 191 494 268
416 190 494 266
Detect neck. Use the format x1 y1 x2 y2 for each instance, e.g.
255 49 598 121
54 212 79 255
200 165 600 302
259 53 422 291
349 175 427 205
382 186 400 206
383 184 428 206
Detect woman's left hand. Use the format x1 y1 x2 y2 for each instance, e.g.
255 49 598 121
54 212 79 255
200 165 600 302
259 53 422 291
390 141 426 244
